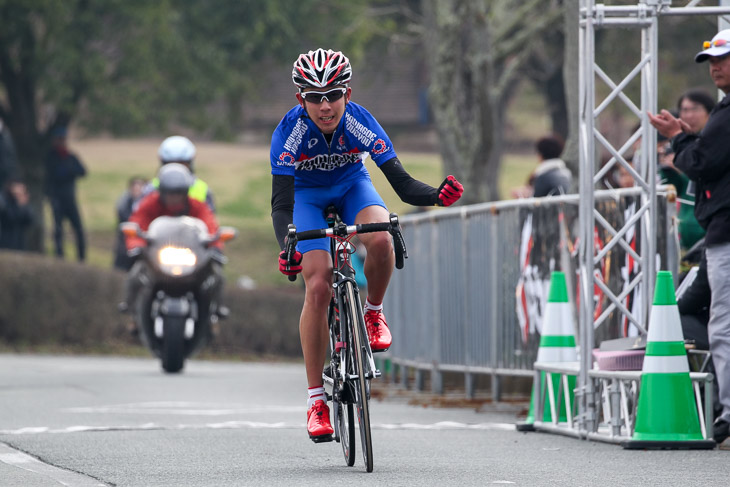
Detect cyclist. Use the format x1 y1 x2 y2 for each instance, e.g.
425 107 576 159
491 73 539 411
143 135 216 212
270 48 464 441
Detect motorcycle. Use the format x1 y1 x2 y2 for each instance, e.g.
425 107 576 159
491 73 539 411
121 216 236 373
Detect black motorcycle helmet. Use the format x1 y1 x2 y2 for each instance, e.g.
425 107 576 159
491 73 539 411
157 163 193 213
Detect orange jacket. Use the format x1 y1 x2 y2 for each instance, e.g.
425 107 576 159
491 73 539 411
126 192 223 251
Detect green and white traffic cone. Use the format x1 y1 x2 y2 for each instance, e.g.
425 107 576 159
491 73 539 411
517 271 577 431
623 270 715 449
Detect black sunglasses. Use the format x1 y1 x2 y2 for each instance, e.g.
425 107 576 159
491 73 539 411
300 87 347 104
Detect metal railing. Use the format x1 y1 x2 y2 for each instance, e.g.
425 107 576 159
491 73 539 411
382 186 677 400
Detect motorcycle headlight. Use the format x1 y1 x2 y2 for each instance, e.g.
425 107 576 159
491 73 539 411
158 246 197 275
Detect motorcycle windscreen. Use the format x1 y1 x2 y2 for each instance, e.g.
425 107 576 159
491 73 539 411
147 216 208 276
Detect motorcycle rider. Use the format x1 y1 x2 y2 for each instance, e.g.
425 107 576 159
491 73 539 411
142 135 216 212
119 163 226 326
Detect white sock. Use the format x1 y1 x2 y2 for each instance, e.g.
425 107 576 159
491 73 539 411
308 386 326 409
364 299 383 312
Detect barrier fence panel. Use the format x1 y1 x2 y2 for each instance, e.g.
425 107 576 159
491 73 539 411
382 186 677 398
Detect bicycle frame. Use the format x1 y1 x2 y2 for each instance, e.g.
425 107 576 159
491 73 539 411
284 207 407 472
329 230 379 385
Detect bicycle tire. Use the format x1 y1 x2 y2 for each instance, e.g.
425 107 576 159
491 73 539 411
345 281 374 472
337 396 356 466
330 297 355 466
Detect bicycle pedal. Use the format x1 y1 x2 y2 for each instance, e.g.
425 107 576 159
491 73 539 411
309 434 334 444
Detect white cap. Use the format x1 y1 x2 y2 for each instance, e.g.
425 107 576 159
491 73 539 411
695 29 730 63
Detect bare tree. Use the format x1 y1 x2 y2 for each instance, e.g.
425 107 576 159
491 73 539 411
421 0 564 202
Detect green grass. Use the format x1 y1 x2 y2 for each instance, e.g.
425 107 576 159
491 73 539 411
67 138 538 288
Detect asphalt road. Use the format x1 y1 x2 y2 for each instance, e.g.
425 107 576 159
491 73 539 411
0 353 728 487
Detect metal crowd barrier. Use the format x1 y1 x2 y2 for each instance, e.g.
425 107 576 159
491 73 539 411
381 187 678 401
530 362 714 443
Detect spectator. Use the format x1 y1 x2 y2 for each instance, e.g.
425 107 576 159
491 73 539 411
677 88 715 134
0 178 34 250
532 134 572 197
113 176 148 271
648 27 730 447
615 161 636 189
656 132 706 253
44 126 87 261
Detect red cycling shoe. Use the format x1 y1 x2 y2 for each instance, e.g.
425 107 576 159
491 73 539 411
307 400 334 442
365 309 392 352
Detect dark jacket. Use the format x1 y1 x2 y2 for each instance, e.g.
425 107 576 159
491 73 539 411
114 190 140 270
532 159 572 197
0 190 34 250
126 192 222 251
44 148 86 201
672 93 730 246
677 252 710 316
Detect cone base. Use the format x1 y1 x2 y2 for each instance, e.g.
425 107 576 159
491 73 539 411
622 439 715 450
515 422 535 432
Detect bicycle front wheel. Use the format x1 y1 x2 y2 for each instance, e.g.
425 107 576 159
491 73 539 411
345 282 373 472
337 396 356 466
330 297 356 466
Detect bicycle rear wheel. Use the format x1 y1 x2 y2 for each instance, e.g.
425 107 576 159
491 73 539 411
345 282 373 472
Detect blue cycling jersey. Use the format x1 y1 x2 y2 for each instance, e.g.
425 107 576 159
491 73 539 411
270 102 397 188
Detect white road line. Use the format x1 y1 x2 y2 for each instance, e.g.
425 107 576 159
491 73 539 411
0 442 108 486
63 403 302 415
0 421 516 435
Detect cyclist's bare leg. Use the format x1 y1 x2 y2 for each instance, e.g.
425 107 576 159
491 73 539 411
355 205 394 304
300 249 333 388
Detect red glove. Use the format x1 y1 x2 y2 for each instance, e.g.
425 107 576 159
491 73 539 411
278 249 303 276
437 175 464 206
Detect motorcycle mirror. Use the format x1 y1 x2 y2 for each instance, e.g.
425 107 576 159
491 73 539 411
219 226 237 243
120 221 141 237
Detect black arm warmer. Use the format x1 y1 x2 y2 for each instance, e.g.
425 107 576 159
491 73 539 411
271 175 295 250
379 157 439 207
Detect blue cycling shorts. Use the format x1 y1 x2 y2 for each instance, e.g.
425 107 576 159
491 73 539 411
294 174 387 254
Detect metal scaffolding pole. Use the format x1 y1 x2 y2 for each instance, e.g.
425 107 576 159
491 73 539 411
577 0 730 438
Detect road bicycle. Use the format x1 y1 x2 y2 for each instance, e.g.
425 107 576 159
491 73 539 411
283 205 407 472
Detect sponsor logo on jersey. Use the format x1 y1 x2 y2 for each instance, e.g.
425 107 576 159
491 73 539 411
308 138 318 149
336 135 346 151
345 113 377 147
296 152 362 171
283 119 308 153
278 152 295 166
372 138 388 155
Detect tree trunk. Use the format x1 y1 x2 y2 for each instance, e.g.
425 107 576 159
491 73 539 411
12 133 47 253
545 68 569 140
422 0 497 203
562 0 580 184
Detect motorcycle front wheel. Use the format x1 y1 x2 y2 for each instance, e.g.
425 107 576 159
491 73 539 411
161 316 186 373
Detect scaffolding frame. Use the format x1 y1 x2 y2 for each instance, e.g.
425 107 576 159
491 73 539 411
576 0 730 437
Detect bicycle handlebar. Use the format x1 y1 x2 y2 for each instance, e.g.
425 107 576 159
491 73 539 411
284 213 408 282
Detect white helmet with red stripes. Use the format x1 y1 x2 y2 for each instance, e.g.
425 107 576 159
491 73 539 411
292 49 352 89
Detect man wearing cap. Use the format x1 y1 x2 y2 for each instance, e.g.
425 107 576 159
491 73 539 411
649 28 730 448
